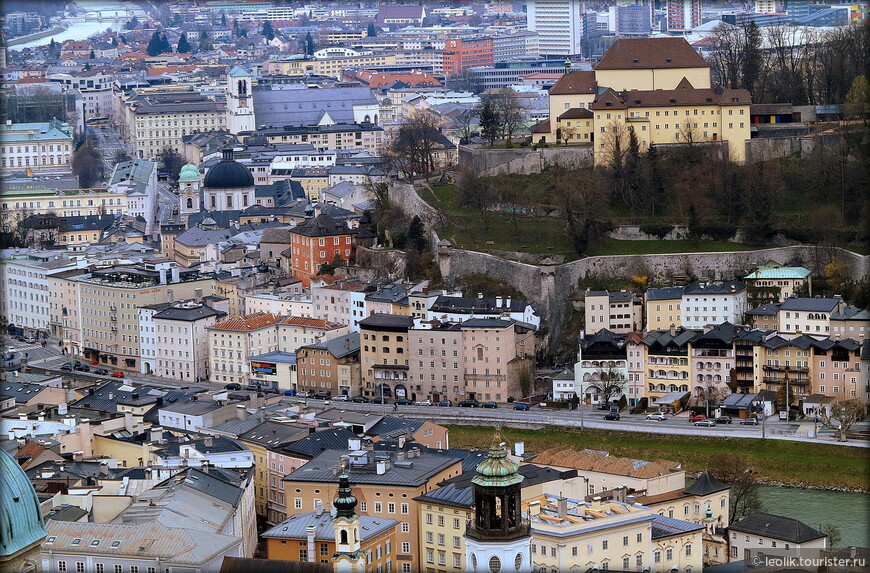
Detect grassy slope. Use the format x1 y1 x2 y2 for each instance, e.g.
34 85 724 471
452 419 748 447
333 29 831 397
424 184 772 261
447 425 870 491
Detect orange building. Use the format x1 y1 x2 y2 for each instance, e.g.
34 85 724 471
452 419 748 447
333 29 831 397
442 37 494 77
288 213 357 287
263 472 399 571
352 70 442 88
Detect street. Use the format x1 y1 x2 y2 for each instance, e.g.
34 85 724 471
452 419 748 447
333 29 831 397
88 124 130 163
156 181 179 224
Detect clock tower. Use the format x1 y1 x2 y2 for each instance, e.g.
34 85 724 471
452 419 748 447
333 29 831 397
226 65 255 135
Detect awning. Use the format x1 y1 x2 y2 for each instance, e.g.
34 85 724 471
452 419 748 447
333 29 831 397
653 391 689 405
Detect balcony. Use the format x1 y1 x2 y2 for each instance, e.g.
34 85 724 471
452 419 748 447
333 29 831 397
762 365 808 373
763 376 808 385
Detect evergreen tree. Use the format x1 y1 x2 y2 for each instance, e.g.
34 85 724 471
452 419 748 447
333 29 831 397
742 21 762 96
479 100 500 147
233 18 240 37
48 38 58 57
367 22 378 37
406 216 427 252
160 34 171 54
221 12 227 27
89 49 95 59
110 35 117 47
176 32 191 53
303 32 316 55
646 144 665 218
146 30 162 56
125 16 139 30
198 30 213 52
170 13 182 27
261 20 275 41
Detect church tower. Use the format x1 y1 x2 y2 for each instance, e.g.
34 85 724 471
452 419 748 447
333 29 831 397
178 163 201 223
465 439 531 573
332 468 366 573
226 65 256 135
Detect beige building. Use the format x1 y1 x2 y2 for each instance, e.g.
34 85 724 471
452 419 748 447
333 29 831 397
257 123 385 154
359 313 415 400
593 37 711 92
585 289 643 334
0 188 127 235
208 313 281 386
461 318 535 403
645 287 684 331
409 322 465 403
264 54 397 78
69 264 215 370
117 86 227 159
296 333 361 397
277 316 349 353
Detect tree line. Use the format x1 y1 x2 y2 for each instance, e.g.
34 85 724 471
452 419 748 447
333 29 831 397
707 21 869 106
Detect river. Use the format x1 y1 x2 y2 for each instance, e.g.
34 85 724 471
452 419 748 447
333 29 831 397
9 0 148 51
756 485 870 548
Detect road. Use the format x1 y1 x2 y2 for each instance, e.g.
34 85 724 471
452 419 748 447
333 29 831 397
156 181 179 224
88 124 130 163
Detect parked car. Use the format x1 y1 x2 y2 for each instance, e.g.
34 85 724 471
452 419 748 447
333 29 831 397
351 395 370 403
481 401 498 409
244 385 261 392
458 399 480 408
598 402 613 410
283 389 297 396
437 400 452 407
415 400 433 406
694 419 716 427
332 395 348 401
395 398 412 406
90 361 100 366
513 403 530 411
740 417 759 425
296 390 309 398
646 413 667 421
224 383 242 390
110 371 125 378
2 353 15 361
74 364 90 372
93 368 109 376
603 412 621 421
370 397 388 404
689 414 707 423
313 391 332 400
60 363 74 371
714 416 733 424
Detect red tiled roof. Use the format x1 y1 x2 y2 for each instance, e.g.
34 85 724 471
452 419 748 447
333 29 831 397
549 71 597 96
530 119 550 134
279 317 344 330
595 37 708 70
210 312 281 331
590 84 752 110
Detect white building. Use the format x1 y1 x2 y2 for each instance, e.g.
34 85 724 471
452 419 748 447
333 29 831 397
680 281 748 329
108 159 158 234
277 316 350 354
208 313 281 385
727 513 826 562
153 300 227 383
138 306 159 375
0 119 73 172
157 400 241 433
226 66 256 135
526 0 585 56
4 253 76 337
584 289 643 334
243 292 313 316
47 69 116 118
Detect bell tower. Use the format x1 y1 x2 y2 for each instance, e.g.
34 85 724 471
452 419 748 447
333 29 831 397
465 435 531 573
332 466 366 573
178 163 201 223
226 65 255 135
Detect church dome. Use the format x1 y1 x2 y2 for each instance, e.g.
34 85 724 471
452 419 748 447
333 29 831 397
203 148 254 189
179 163 200 183
0 448 47 559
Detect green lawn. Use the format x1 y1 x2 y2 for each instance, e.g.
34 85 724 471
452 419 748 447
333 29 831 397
424 184 773 260
447 425 870 491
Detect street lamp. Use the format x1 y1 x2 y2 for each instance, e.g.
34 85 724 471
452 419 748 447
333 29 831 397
783 371 790 421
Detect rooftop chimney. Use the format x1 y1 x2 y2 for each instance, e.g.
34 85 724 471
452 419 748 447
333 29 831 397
514 442 524 457
669 324 676 337
236 404 247 420
506 297 511 308
171 267 180 284
306 524 317 562
496 296 503 308
159 269 168 285
557 497 568 519
314 500 324 517
477 292 483 299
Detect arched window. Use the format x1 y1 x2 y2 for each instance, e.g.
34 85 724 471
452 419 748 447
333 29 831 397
340 529 348 544
364 114 371 123
238 79 247 96
186 198 193 209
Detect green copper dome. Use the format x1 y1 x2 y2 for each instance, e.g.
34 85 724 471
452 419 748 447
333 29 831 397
0 448 47 558
472 444 523 488
179 163 200 183
333 472 358 518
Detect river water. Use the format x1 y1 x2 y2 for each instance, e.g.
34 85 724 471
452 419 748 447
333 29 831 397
9 1 147 50
756 486 870 548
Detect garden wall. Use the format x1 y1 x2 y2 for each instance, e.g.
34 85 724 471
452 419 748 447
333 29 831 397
458 145 593 176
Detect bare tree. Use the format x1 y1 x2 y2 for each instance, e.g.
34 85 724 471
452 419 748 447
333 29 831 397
490 88 527 145
707 23 746 88
391 110 443 180
678 118 706 147
453 108 476 145
597 120 630 171
595 365 628 403
557 124 577 146
819 398 865 442
71 140 105 188
708 453 765 524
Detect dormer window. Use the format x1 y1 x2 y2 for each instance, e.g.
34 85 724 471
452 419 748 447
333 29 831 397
666 57 672 62
72 538 81 545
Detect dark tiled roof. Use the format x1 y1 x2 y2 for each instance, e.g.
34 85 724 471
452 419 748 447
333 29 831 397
684 471 728 496
152 303 225 322
549 71 597 96
278 428 359 459
358 313 414 330
430 295 528 314
595 37 708 70
239 422 309 448
300 332 360 359
779 297 841 312
651 515 706 539
646 287 684 301
683 281 746 295
729 512 826 543
283 448 460 487
367 417 423 438
291 213 355 238
747 303 781 316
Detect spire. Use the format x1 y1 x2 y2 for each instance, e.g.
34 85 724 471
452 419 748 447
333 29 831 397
333 466 357 519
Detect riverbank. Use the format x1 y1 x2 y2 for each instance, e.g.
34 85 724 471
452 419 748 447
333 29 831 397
6 26 68 47
447 425 870 492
